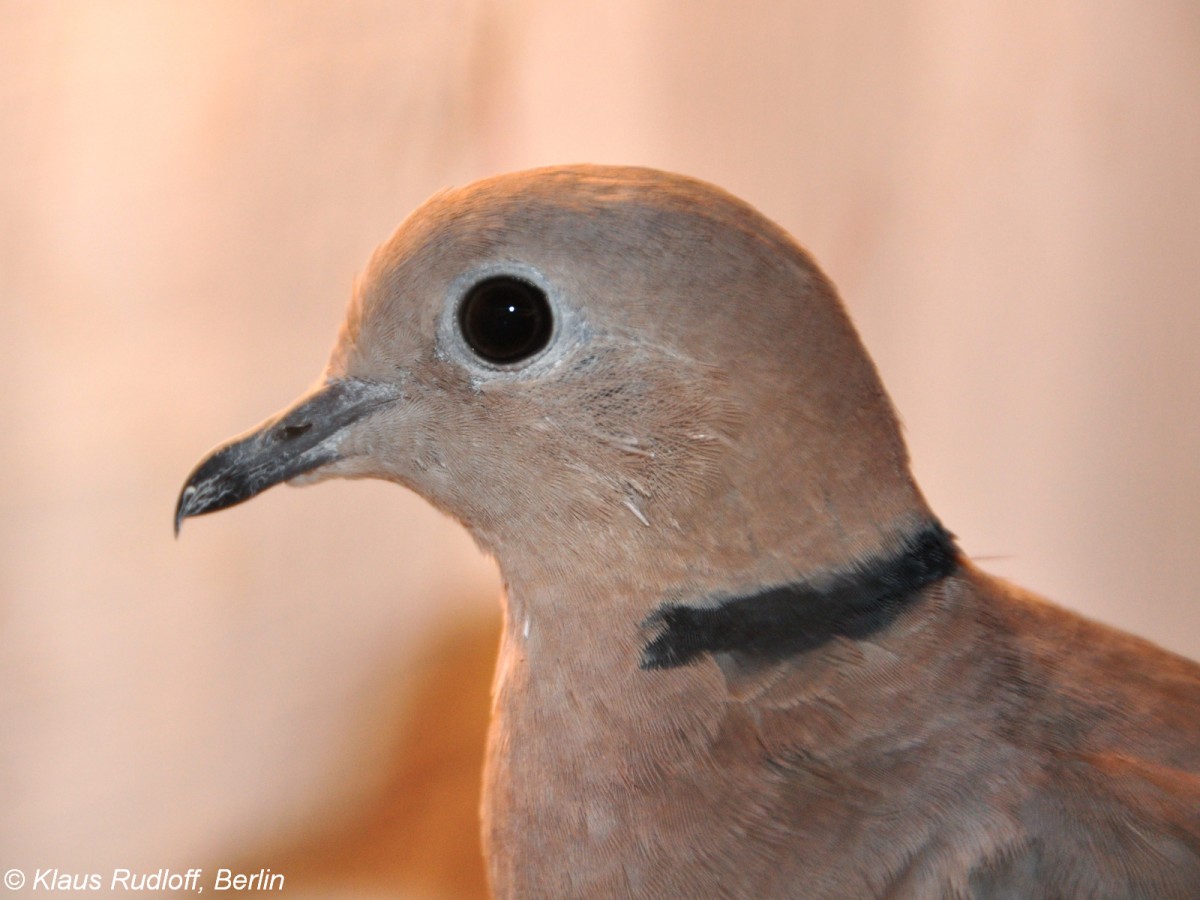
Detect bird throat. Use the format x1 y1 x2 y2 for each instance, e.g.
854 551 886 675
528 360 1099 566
639 522 959 669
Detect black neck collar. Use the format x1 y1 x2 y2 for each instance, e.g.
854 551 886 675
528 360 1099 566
640 522 959 670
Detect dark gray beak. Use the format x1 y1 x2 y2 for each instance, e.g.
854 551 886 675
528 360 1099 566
175 377 396 535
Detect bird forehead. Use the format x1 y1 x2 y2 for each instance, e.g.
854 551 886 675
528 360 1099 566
373 201 724 311
337 165 820 388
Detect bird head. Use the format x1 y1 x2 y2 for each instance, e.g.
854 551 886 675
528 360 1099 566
177 166 932 594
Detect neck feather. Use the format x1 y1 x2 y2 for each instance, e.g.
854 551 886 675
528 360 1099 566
640 522 959 670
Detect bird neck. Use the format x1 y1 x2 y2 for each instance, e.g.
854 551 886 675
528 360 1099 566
637 522 959 669
482 540 981 897
492 517 960 720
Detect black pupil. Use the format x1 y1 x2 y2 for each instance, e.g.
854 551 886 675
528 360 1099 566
458 276 553 364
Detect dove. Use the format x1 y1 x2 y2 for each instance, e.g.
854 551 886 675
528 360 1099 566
177 165 1200 898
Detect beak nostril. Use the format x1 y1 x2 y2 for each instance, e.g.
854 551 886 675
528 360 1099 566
279 422 313 440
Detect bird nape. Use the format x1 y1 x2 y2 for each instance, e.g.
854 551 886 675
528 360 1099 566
177 165 1200 898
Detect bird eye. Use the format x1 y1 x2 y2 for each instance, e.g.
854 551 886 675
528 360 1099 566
458 276 554 364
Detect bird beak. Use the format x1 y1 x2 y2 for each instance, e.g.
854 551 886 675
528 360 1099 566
175 377 397 535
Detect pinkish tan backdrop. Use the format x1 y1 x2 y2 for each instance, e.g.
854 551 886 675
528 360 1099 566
3 2 1198 897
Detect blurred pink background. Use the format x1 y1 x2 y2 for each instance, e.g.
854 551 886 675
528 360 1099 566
3 2 1198 897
